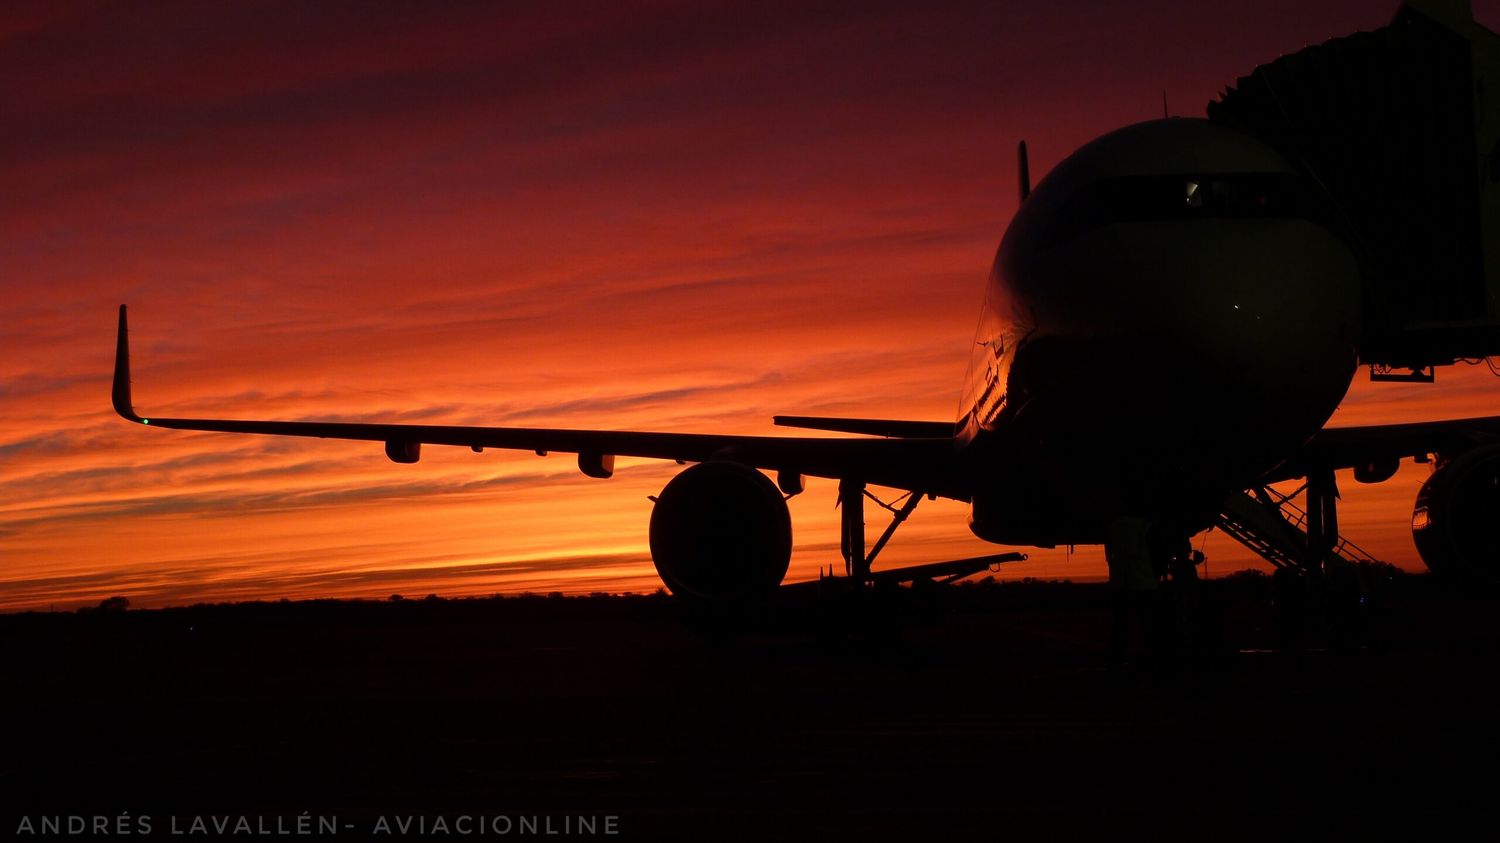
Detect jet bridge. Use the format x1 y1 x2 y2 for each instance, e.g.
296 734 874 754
1208 0 1500 373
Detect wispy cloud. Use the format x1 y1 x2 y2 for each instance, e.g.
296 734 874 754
2 0 1478 609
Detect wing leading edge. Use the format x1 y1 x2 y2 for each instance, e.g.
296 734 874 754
112 307 965 497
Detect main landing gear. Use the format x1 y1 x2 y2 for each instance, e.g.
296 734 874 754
686 479 1026 642
831 479 1026 590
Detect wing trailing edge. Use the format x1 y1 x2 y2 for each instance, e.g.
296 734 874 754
773 415 957 438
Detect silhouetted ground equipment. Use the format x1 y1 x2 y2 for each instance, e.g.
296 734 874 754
1217 486 1383 571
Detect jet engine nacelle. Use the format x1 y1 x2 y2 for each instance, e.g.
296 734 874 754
648 461 792 601
1412 445 1500 587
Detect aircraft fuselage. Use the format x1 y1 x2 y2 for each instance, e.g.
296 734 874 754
961 119 1363 546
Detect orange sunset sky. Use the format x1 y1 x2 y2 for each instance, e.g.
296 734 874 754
6 0 1500 611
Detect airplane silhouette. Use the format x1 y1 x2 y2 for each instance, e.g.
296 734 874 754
113 1 1500 599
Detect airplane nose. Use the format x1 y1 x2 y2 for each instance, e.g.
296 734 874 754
991 215 1362 506
985 119 1367 505
1167 221 1361 427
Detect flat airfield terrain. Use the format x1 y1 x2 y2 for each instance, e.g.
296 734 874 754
3 576 1497 840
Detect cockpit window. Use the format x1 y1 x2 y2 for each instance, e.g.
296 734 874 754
1184 180 1203 208
1038 172 1342 248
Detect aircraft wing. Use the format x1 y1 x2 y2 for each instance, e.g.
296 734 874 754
1270 414 1500 482
112 307 964 497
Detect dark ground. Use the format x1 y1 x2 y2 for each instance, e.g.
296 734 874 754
3 574 1497 840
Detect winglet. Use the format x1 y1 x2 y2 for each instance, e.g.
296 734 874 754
112 305 144 423
1017 140 1031 203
